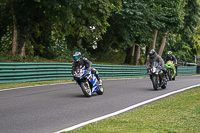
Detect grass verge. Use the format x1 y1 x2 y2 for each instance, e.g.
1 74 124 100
65 87 200 133
0 79 74 90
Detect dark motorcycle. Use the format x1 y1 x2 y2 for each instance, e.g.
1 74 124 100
148 62 167 90
74 67 104 97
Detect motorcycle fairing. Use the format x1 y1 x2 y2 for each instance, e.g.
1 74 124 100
86 73 99 93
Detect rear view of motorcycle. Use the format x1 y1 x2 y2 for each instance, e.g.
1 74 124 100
148 62 167 90
74 67 104 97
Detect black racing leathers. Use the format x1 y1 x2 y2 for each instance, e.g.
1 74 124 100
146 53 164 69
72 57 92 75
164 55 177 64
72 57 100 81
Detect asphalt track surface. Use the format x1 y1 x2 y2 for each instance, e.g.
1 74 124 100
0 75 200 133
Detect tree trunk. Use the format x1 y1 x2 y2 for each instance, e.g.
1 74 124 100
133 45 140 65
11 8 18 56
20 40 26 58
145 46 149 64
124 44 135 64
158 32 167 56
149 29 158 50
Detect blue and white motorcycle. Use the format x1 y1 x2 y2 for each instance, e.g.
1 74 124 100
74 67 104 97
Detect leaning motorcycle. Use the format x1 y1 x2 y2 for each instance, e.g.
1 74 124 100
148 62 167 90
164 60 176 81
74 67 104 97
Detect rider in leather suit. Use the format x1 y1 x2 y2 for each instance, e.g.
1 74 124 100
146 49 167 81
164 51 177 64
146 49 166 72
72 51 102 85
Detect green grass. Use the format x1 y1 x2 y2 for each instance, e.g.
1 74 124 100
0 79 74 90
65 87 200 133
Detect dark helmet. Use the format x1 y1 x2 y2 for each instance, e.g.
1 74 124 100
167 51 172 57
73 51 81 61
149 49 156 59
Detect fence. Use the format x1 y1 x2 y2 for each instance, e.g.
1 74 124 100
177 66 197 75
0 63 72 83
0 63 198 84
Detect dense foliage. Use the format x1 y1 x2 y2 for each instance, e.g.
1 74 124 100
0 0 200 64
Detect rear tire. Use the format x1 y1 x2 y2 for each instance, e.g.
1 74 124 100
152 75 159 90
80 81 92 97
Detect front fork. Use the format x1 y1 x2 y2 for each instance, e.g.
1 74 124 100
150 73 166 86
172 67 176 78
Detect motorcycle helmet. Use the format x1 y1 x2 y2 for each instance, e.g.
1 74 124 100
149 49 156 59
167 51 172 57
73 51 81 61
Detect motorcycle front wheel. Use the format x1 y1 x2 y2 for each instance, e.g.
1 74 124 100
168 69 172 81
96 85 104 95
161 80 167 89
80 81 92 97
172 74 176 80
152 75 159 90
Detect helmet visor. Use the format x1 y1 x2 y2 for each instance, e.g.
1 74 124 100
73 55 80 61
149 53 155 58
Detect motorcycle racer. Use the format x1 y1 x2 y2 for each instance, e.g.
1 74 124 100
164 51 177 64
165 51 178 76
72 51 102 85
146 49 166 72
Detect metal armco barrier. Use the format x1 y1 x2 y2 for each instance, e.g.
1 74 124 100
177 66 198 75
0 63 198 83
197 66 200 74
0 63 72 83
93 64 148 78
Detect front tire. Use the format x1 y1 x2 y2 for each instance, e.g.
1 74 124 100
172 75 176 80
80 81 92 97
168 70 172 81
161 81 167 89
152 75 159 90
96 85 104 95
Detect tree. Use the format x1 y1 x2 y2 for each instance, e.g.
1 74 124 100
148 0 186 56
98 0 152 64
0 0 122 59
163 0 200 62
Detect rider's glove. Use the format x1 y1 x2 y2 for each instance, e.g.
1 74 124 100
161 66 167 73
147 68 151 72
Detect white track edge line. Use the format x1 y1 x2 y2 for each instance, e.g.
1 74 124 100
0 82 75 92
55 84 200 133
0 78 142 92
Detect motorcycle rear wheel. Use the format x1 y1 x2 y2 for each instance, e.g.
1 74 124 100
152 75 159 90
80 81 92 97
